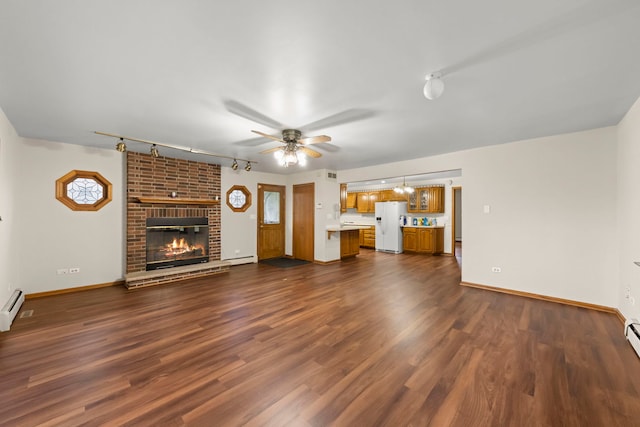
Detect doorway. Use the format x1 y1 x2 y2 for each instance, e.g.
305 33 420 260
257 183 285 260
293 183 315 261
451 186 462 264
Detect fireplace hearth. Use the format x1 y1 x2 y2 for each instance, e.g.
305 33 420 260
146 217 209 270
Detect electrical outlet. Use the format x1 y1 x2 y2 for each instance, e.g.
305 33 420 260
57 268 68 275
626 287 631 300
69 267 80 274
491 267 501 273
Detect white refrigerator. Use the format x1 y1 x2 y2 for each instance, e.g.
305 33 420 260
375 201 407 254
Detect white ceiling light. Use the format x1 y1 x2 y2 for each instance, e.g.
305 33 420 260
274 143 303 167
423 72 444 100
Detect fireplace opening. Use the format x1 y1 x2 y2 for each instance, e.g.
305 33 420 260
146 217 209 270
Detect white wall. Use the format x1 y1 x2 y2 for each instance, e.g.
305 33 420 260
220 167 287 264
0 104 629 311
0 108 20 305
289 169 341 262
617 96 640 320
13 138 125 294
341 126 619 307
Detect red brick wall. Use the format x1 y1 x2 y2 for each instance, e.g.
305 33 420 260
126 152 221 273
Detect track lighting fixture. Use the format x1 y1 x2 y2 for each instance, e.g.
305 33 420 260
96 131 257 169
423 72 444 100
116 138 126 152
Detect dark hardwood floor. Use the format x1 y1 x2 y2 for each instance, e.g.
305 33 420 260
2 249 640 426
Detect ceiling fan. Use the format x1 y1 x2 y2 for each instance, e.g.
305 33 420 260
252 129 331 167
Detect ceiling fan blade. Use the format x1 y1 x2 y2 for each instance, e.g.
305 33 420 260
298 135 331 145
234 137 270 147
299 146 322 158
302 109 376 132
252 130 285 143
259 146 284 155
223 100 284 129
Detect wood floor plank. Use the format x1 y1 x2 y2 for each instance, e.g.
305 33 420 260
1 249 639 426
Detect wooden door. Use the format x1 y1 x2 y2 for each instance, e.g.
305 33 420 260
293 183 314 261
257 183 285 260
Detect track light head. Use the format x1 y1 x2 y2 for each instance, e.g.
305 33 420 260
245 161 252 172
150 144 159 158
116 138 126 152
231 159 239 170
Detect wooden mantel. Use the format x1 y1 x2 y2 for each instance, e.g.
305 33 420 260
134 197 220 205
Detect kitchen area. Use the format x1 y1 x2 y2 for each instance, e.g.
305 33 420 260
330 170 461 259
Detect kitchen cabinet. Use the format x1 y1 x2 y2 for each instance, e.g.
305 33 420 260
402 227 444 254
380 189 407 202
340 229 360 258
356 191 380 213
359 226 375 248
402 227 417 252
340 184 347 213
346 192 357 209
407 187 444 214
428 187 444 213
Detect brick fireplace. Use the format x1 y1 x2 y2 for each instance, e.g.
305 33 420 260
125 152 229 288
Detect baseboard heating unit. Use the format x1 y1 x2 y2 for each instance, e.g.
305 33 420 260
1 289 25 332
624 318 640 358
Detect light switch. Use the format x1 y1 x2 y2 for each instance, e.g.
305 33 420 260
483 205 491 214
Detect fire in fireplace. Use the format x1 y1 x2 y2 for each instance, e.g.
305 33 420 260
146 217 209 270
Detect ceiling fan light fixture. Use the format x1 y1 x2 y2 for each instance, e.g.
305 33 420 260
284 150 298 166
297 151 307 167
423 72 444 100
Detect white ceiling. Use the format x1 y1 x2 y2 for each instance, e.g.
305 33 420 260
1 0 639 174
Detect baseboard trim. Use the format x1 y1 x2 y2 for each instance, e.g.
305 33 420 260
460 281 618 315
26 280 125 299
314 259 340 265
614 308 626 325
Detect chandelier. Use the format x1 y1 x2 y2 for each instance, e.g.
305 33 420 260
393 177 414 194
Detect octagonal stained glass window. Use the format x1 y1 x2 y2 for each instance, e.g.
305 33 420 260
56 170 112 211
226 185 251 212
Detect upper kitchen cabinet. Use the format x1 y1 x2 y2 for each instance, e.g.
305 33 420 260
356 191 380 213
380 189 408 202
340 183 348 213
346 192 357 209
407 186 444 213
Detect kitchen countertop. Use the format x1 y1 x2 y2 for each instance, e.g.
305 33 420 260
326 225 373 231
326 224 373 238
